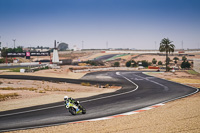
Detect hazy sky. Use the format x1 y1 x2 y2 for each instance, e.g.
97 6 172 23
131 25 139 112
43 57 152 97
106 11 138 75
0 0 200 49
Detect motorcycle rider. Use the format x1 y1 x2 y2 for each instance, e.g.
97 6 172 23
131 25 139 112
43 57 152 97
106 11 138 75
64 96 80 107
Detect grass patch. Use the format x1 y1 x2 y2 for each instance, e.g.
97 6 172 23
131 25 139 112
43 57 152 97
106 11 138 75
0 67 28 72
0 87 37 91
0 93 19 101
39 90 46 93
0 66 49 72
81 82 91 86
187 70 199 75
0 81 3 85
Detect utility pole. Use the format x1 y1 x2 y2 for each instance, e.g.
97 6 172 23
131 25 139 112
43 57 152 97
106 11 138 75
13 39 16 48
155 41 157 50
82 41 84 50
0 36 1 50
106 41 108 49
181 40 183 50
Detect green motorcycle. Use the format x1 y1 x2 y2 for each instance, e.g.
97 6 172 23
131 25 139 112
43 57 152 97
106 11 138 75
65 101 86 115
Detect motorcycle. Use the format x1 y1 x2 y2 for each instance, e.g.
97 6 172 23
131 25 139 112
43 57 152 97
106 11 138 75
65 101 86 115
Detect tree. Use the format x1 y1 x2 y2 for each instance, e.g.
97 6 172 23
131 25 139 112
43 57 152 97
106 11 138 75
126 60 137 67
126 61 131 67
114 62 120 67
173 57 179 64
1 47 23 57
182 56 187 62
166 57 171 65
141 60 149 67
152 58 157 64
185 61 191 68
181 61 191 69
173 57 179 61
159 38 175 71
158 61 162 65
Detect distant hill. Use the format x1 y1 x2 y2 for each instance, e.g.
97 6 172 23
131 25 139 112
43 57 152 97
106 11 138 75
58 43 69 51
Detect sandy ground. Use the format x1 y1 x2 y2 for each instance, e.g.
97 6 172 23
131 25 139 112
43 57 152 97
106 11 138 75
145 71 200 88
0 79 120 111
0 66 86 79
5 71 200 133
133 54 200 63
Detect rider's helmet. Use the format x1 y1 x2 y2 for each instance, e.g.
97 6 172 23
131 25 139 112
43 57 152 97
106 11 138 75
64 96 68 100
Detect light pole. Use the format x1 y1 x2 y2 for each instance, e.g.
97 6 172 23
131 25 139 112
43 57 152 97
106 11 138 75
13 39 16 48
106 41 108 49
0 36 1 50
82 41 84 50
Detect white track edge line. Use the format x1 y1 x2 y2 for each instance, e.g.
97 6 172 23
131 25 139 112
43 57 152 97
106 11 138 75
1 71 197 132
142 72 199 104
0 72 138 117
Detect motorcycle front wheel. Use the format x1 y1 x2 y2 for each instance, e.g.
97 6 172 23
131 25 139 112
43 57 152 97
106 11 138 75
69 107 76 115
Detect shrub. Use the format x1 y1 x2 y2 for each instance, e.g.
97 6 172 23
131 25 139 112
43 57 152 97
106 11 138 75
181 61 191 69
126 60 137 67
152 58 157 64
81 82 91 86
104 84 110 88
158 61 162 65
126 61 131 67
182 56 187 62
0 87 37 91
0 58 4 63
114 62 120 67
0 93 19 101
39 90 46 93
173 57 179 61
141 60 149 67
69 67 73 71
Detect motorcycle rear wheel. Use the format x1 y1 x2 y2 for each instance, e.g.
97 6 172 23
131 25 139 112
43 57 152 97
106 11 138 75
82 107 86 114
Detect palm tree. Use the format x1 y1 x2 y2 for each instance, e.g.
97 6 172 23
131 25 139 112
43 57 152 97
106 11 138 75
159 38 175 71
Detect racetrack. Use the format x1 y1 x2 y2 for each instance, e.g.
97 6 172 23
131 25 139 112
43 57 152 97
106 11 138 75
0 71 198 132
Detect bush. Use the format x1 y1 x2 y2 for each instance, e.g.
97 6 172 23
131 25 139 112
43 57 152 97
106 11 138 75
81 82 91 86
158 61 162 65
152 58 157 64
173 57 179 61
181 61 191 69
182 56 187 62
141 60 149 67
0 58 4 63
0 93 19 101
113 62 120 67
126 60 137 67
126 61 131 67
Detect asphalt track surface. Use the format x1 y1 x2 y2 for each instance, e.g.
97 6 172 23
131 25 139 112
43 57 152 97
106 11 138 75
0 71 198 132
93 54 118 61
